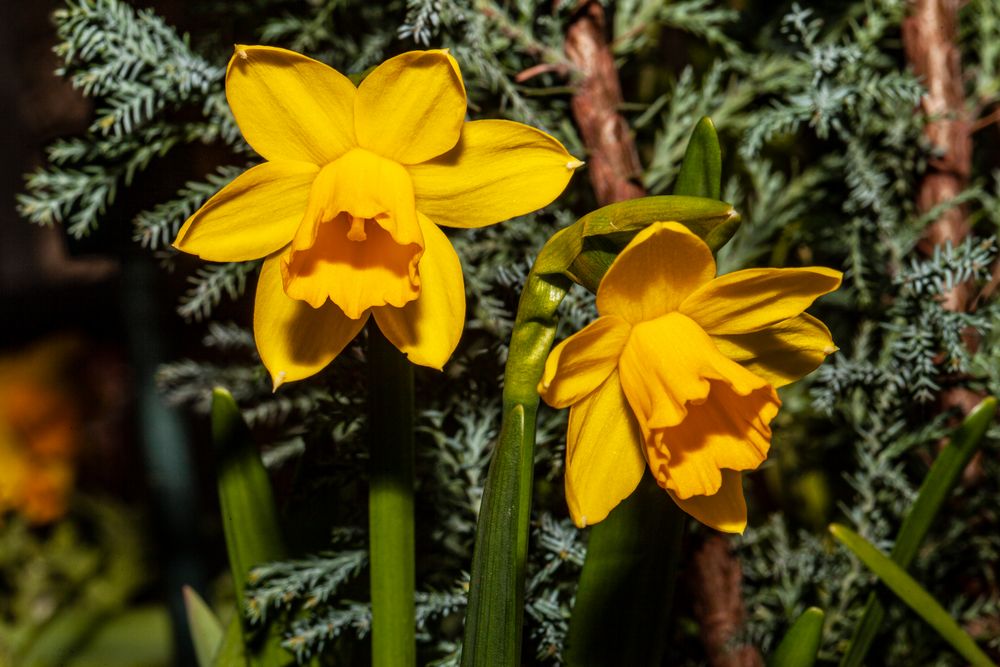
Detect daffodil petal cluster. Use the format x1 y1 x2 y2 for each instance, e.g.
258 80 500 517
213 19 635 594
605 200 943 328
538 222 842 533
174 46 580 387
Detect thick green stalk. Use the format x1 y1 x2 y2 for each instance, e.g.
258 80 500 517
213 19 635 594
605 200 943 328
840 397 997 667
565 474 685 666
462 271 570 667
367 325 417 667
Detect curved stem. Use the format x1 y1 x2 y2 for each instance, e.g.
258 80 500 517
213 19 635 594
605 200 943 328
461 271 570 667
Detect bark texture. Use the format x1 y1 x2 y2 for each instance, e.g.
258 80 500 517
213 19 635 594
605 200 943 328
690 536 766 667
902 0 973 310
564 1 645 206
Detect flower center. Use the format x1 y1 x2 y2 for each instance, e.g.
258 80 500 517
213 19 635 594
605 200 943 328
281 148 424 318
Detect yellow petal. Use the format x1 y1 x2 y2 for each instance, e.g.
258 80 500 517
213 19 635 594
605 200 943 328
646 381 779 499
355 50 466 165
408 120 579 228
712 314 837 388
372 213 465 370
173 161 317 261
618 312 770 430
597 222 716 324
680 266 842 335
282 213 421 318
254 251 367 387
226 45 357 165
565 371 645 528
666 470 747 534
537 315 631 409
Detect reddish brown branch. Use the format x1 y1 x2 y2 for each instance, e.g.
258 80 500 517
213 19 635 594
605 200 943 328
690 536 765 667
903 0 973 311
564 1 645 206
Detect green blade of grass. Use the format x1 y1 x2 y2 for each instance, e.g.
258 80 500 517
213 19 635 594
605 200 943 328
211 387 290 667
461 272 569 667
565 474 684 666
830 523 997 667
182 586 224 667
840 396 997 666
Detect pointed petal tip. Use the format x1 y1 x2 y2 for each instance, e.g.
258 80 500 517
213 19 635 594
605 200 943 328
271 370 287 393
566 158 585 170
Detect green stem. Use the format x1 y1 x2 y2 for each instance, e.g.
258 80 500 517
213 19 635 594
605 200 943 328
367 325 416 667
565 473 685 667
462 272 570 666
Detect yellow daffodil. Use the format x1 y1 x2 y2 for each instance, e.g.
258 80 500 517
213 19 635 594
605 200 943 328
538 222 842 533
174 46 580 387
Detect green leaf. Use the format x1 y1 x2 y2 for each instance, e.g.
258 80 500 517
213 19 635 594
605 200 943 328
183 586 225 667
565 474 684 667
892 396 997 566
830 524 997 667
840 397 997 667
674 117 722 199
211 387 290 667
212 387 286 599
769 607 824 667
67 606 173 667
212 616 248 667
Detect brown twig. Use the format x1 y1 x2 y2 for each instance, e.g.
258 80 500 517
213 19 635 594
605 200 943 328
903 3 987 478
564 1 645 206
902 0 973 311
514 62 571 83
690 536 766 667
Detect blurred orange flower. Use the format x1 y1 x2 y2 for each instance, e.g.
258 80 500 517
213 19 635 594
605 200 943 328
0 338 82 524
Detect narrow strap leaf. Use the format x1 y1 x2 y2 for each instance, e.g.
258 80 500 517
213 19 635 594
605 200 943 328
565 474 684 666
830 523 997 667
840 397 997 666
211 386 290 667
768 607 824 667
183 586 225 667
674 117 722 200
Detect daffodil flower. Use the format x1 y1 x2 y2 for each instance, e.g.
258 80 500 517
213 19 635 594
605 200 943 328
538 222 842 532
174 46 580 387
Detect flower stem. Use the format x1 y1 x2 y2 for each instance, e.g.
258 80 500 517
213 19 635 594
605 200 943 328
367 324 416 667
462 272 570 666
